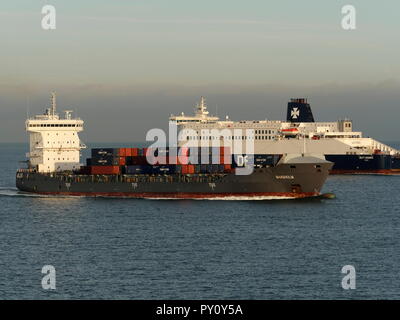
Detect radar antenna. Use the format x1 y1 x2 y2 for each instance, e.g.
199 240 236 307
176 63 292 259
50 91 57 116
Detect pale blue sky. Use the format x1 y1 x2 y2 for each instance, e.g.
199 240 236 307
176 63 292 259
0 1 399 142
2 0 399 86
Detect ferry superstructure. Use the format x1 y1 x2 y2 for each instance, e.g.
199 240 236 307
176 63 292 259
172 97 400 174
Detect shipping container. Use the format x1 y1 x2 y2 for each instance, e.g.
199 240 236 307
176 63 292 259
119 157 126 166
91 148 120 158
194 164 201 174
119 148 126 157
79 166 91 175
224 164 232 172
187 164 195 174
131 148 139 157
232 154 254 167
125 165 151 175
156 156 169 165
186 146 232 165
175 165 182 174
125 156 133 166
231 154 283 167
151 165 176 174
181 164 188 174
91 155 121 166
156 147 170 156
90 165 120 175
130 156 148 165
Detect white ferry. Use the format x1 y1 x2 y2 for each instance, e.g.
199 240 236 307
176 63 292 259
171 97 400 174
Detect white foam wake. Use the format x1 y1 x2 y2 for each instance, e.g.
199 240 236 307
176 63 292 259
0 187 55 198
0 187 315 201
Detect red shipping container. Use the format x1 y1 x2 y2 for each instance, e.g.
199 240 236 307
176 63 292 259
119 148 126 157
187 164 195 174
181 165 188 174
119 157 126 166
224 164 232 171
90 166 120 175
125 148 132 157
131 148 138 157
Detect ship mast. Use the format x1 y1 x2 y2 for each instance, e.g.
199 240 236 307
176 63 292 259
50 91 56 117
196 96 210 118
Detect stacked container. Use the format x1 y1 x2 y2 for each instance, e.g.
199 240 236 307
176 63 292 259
83 146 256 175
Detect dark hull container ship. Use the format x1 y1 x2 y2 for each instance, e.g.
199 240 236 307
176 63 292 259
16 149 332 199
16 93 332 200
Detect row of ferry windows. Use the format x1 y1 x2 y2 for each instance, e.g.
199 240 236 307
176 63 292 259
46 141 76 144
187 136 274 140
29 124 82 127
184 129 276 134
255 130 275 134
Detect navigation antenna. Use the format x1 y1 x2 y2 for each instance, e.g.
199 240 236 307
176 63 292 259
50 91 57 116
26 96 30 119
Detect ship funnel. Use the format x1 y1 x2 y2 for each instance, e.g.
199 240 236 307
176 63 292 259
286 98 315 122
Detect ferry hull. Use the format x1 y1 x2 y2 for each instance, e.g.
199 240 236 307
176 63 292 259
326 154 400 175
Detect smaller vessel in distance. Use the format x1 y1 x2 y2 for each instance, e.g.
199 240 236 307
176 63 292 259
16 93 333 199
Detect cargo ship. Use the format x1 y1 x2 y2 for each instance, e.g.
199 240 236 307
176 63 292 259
172 97 400 174
16 93 333 199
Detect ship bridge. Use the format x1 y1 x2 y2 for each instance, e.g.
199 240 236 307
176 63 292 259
25 92 86 173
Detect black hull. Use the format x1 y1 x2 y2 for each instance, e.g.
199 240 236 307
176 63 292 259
16 161 332 199
326 154 400 174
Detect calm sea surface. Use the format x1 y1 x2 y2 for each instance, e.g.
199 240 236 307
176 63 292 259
1 143 400 299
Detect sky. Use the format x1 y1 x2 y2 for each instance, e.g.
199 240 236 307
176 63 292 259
0 0 399 142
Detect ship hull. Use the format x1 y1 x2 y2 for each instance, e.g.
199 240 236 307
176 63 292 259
326 154 400 175
16 162 332 199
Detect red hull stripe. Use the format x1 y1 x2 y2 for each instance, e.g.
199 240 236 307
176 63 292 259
330 169 400 175
34 191 319 199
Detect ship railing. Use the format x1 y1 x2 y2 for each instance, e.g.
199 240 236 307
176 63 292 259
17 168 37 173
33 171 228 184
